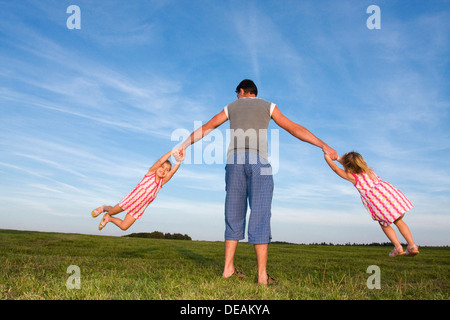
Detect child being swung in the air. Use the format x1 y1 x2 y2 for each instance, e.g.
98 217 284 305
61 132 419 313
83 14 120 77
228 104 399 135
324 151 419 257
91 149 184 231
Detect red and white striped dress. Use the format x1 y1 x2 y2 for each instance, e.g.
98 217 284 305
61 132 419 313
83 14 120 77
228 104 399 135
352 171 413 227
119 172 163 220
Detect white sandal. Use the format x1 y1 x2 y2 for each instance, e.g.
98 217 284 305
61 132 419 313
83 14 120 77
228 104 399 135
91 205 105 218
389 247 405 257
98 213 109 230
405 245 419 257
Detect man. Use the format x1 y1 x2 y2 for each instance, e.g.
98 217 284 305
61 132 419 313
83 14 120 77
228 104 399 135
179 79 337 284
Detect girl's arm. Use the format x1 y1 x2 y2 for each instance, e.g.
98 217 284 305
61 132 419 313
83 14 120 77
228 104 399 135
162 160 181 185
162 149 184 185
324 153 355 184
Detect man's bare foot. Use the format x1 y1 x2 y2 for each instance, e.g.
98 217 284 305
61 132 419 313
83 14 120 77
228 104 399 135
223 268 245 279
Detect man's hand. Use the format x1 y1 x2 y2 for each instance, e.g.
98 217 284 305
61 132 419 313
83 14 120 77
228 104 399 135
322 145 338 160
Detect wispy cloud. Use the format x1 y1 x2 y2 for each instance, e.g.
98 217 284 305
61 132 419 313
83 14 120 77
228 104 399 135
228 4 306 91
0 11 213 137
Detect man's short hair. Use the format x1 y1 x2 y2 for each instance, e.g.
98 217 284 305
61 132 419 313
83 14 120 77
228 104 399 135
236 79 258 96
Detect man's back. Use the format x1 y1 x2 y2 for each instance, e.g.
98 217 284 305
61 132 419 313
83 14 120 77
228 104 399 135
225 97 275 160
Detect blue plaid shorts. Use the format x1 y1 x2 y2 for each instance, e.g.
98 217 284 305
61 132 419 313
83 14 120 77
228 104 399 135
224 153 274 244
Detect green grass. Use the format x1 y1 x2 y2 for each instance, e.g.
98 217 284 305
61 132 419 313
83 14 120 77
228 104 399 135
0 229 448 300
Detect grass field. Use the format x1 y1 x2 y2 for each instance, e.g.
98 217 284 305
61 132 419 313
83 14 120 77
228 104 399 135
0 229 448 300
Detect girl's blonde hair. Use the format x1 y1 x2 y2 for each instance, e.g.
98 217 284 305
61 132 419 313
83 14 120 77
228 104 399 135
163 160 172 170
341 151 372 176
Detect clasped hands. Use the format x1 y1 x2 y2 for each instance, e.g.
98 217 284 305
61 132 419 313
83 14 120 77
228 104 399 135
172 147 185 163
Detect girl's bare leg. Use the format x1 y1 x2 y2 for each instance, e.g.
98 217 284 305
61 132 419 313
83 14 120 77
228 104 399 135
393 216 415 247
380 224 402 249
104 204 124 216
106 213 136 231
99 204 127 230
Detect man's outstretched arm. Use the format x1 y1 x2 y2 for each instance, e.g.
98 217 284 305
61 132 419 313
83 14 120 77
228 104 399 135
180 109 228 150
271 106 338 159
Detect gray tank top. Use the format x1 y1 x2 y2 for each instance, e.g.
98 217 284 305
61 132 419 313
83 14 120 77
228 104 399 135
224 97 275 160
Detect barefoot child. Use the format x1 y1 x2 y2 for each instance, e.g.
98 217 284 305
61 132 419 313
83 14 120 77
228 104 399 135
324 151 419 257
91 149 184 231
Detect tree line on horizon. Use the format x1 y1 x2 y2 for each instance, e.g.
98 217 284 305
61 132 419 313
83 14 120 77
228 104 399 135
124 231 192 241
122 232 447 247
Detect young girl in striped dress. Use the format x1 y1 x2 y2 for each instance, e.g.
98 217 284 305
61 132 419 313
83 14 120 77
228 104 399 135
91 149 184 231
324 151 419 257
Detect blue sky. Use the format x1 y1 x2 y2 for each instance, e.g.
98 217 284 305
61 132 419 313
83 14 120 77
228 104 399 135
1 0 449 245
